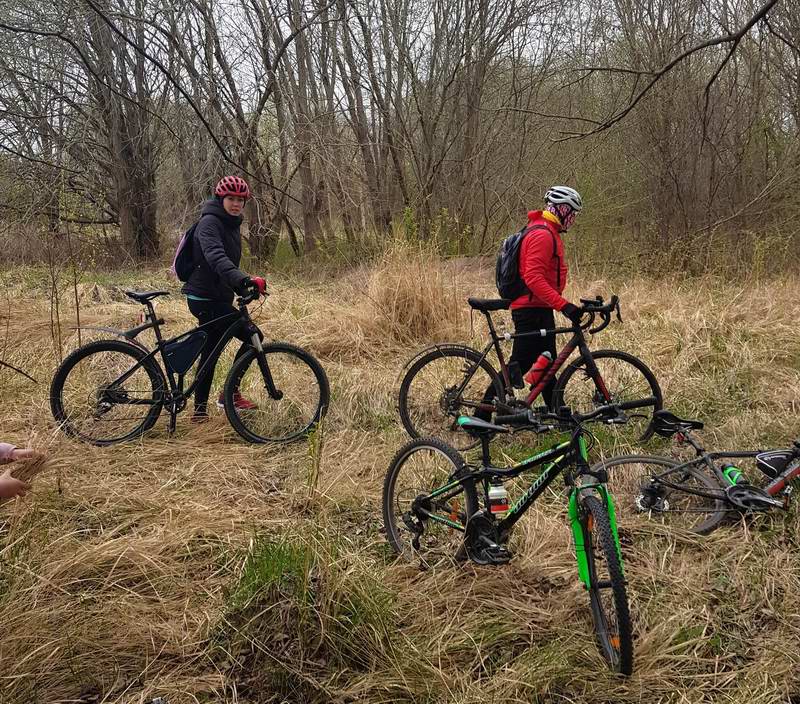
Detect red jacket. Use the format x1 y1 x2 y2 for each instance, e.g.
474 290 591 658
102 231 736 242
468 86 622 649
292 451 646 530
510 210 569 311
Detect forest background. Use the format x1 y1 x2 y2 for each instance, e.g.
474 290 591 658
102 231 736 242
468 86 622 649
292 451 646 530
0 0 797 274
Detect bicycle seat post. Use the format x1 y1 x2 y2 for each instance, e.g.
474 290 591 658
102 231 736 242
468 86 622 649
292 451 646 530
483 310 500 341
480 433 491 467
144 301 166 347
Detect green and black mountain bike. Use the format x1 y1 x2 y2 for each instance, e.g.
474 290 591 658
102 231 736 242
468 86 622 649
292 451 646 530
50 287 329 445
383 403 637 675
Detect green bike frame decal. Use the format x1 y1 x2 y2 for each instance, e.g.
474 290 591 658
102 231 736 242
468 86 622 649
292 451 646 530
427 478 463 500
521 441 571 465
578 434 589 462
426 513 466 530
507 457 563 517
568 490 590 589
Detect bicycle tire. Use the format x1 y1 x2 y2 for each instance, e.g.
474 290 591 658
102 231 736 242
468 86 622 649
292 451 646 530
553 349 662 445
383 436 479 561
50 338 165 446
595 454 727 535
223 343 330 443
580 494 634 676
398 345 504 450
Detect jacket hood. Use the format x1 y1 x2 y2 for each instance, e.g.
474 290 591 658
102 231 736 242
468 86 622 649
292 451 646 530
201 197 243 226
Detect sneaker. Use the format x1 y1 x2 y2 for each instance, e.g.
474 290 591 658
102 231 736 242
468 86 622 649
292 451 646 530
217 391 258 411
191 411 210 424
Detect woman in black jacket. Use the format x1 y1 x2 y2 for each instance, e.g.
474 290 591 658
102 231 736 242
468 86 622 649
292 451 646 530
182 176 265 421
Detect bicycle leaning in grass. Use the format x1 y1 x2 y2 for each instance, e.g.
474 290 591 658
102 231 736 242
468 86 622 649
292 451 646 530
383 403 639 675
594 410 800 535
398 295 662 450
50 286 329 445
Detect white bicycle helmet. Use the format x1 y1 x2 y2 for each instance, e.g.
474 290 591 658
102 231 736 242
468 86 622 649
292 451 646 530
545 186 583 212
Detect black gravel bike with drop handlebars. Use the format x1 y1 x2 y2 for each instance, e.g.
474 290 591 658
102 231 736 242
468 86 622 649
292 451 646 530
50 287 329 445
383 401 656 676
398 295 662 450
593 410 800 535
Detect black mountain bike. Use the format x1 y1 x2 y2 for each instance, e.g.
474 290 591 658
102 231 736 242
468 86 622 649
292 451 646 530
398 295 662 450
50 288 329 445
383 403 640 675
594 410 799 535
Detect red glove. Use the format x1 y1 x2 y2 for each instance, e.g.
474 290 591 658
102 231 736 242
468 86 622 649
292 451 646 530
251 276 267 295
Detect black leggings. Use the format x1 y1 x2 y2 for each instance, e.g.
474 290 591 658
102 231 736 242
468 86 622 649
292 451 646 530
481 307 558 416
187 298 254 412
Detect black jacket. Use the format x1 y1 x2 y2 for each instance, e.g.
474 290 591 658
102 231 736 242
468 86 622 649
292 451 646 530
181 198 250 303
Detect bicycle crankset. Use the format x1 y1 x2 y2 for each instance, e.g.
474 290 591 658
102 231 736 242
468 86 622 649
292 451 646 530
726 484 784 512
464 511 511 565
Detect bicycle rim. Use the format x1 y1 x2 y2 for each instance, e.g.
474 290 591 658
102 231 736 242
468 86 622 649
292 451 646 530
398 346 503 451
51 340 163 446
383 437 478 563
555 350 662 450
582 495 634 675
224 344 329 443
598 455 727 535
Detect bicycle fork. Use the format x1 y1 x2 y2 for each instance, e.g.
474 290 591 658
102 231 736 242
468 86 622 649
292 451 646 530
569 484 624 589
251 333 283 400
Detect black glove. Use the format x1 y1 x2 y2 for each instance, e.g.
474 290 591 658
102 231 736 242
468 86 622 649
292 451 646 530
561 302 583 324
237 277 256 295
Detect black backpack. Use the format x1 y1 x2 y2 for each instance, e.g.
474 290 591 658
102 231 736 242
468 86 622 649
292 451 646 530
170 213 221 282
495 224 555 300
170 222 199 282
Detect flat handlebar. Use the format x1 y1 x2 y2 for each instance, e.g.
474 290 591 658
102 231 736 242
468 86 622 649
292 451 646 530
495 397 655 430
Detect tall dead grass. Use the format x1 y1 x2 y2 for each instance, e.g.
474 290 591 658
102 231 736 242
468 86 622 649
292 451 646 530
0 255 799 702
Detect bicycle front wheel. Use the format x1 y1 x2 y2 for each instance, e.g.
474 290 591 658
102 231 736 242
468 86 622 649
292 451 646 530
50 339 165 446
597 455 727 535
580 494 634 676
554 349 662 448
398 345 504 451
223 343 329 443
383 437 478 563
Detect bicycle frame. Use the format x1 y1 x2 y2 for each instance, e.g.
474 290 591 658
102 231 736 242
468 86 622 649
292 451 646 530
465 311 611 413
647 446 800 500
98 297 274 414
420 428 622 573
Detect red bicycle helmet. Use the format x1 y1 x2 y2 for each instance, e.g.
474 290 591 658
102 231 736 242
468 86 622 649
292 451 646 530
214 175 251 199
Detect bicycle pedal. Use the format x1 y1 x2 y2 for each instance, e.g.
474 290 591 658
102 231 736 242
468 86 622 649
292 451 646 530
485 545 513 565
470 544 512 566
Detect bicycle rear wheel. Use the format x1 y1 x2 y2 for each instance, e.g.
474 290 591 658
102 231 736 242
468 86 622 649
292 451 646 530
50 339 165 446
596 455 727 535
383 437 478 563
223 343 329 443
580 494 634 676
398 345 504 451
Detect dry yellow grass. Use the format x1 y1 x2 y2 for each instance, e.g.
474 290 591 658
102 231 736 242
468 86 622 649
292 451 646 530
0 249 798 703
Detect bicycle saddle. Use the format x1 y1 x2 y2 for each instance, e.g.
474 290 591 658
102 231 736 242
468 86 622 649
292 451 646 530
467 298 511 312
653 410 704 437
457 415 511 435
123 290 170 304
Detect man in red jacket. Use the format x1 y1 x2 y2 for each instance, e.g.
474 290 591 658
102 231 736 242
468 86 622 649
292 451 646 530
511 185 584 405
481 186 584 418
